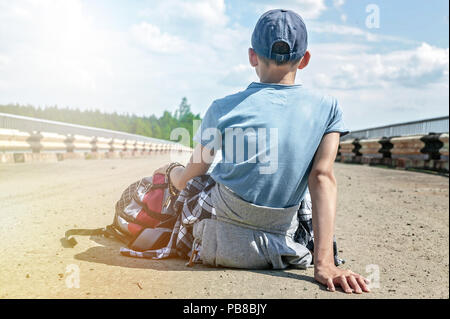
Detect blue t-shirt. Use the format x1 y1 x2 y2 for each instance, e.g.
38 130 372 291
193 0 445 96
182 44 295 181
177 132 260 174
194 82 349 208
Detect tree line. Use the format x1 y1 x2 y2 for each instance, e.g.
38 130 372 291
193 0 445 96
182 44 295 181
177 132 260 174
0 97 201 146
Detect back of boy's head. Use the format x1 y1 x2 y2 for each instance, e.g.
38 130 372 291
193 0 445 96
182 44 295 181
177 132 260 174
251 9 308 66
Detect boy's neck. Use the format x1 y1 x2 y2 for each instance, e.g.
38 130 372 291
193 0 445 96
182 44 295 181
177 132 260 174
257 68 297 85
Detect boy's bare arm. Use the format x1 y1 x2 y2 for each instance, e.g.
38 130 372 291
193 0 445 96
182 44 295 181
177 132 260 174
154 143 214 190
308 132 370 293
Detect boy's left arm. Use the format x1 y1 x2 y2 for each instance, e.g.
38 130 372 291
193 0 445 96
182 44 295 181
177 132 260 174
308 132 370 293
154 143 215 190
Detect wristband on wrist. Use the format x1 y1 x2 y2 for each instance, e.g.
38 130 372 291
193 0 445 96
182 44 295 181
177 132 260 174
165 162 185 196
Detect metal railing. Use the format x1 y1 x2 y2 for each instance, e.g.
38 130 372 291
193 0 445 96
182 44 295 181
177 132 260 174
343 116 449 140
0 112 175 144
3 112 448 144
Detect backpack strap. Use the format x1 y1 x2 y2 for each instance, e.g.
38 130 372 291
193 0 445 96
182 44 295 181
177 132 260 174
61 224 130 248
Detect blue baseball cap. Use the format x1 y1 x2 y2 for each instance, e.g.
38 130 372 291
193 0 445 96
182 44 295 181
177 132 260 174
251 9 308 64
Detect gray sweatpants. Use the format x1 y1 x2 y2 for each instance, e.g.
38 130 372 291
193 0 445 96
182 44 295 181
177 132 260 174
193 183 313 270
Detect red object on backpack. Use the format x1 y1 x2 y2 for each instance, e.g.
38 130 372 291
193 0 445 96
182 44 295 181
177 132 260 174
110 173 178 244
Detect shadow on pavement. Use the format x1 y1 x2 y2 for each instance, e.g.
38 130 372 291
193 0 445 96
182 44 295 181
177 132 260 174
71 235 328 292
249 269 327 292
72 235 220 271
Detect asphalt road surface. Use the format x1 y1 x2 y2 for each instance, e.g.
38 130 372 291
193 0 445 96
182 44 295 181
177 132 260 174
0 154 448 298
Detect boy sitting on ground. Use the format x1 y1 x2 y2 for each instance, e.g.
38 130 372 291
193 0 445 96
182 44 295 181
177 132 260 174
155 9 370 294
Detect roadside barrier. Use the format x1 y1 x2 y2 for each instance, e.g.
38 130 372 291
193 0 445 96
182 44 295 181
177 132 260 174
420 133 444 160
378 137 394 164
91 137 112 153
123 139 136 152
439 133 449 158
0 128 192 164
28 132 67 153
1 112 192 164
338 139 355 163
0 129 31 152
4 113 445 170
65 134 93 153
359 138 382 165
438 133 449 171
389 135 430 158
135 141 145 154
0 129 31 163
338 139 362 163
338 133 449 173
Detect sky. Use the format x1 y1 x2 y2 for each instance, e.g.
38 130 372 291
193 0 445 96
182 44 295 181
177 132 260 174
0 0 448 130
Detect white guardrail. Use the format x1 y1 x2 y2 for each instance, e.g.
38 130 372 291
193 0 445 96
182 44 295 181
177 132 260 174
0 112 192 163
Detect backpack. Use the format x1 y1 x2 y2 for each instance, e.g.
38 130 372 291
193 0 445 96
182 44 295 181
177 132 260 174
62 173 181 252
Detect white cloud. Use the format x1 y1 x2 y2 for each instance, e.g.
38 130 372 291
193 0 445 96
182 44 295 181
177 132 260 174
380 43 449 86
309 43 449 90
0 0 102 86
309 22 417 44
296 42 448 129
323 82 449 130
310 23 366 36
210 25 251 53
0 0 123 108
333 0 345 8
220 64 256 88
139 0 228 27
183 0 228 26
0 54 9 67
130 23 186 54
256 0 327 19
141 0 327 24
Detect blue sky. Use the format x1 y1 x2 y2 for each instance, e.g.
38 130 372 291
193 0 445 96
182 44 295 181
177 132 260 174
0 0 448 130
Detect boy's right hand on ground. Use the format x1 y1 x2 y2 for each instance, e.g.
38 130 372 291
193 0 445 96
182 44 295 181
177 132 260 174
314 264 371 294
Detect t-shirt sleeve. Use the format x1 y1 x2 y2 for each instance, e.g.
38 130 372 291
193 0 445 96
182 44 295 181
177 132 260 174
324 98 350 137
193 101 221 150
